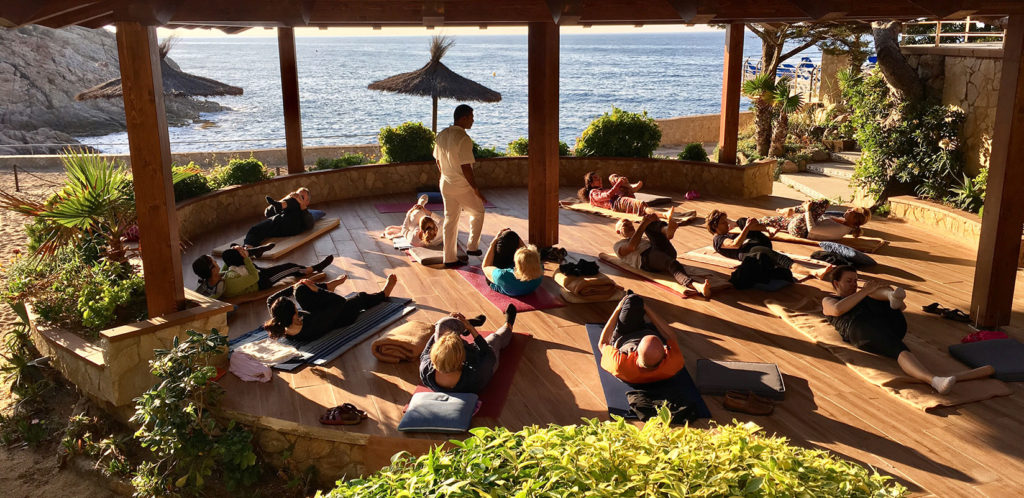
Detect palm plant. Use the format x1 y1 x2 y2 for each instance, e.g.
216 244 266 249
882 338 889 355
741 72 778 158
769 79 804 157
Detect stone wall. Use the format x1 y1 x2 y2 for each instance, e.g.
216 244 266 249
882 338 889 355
655 112 754 145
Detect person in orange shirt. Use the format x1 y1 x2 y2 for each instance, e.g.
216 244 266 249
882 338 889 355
598 292 685 384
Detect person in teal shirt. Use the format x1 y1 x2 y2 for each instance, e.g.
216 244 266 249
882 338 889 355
482 229 543 296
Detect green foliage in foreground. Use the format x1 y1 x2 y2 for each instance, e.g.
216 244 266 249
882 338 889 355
574 107 662 158
172 163 214 202
379 122 436 163
678 142 710 162
323 410 906 497
312 153 372 170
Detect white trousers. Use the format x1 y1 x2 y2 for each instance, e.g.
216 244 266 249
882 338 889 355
440 181 485 263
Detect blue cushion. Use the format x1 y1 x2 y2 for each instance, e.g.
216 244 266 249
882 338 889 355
398 391 478 433
308 209 326 221
818 241 876 268
948 338 1024 382
417 191 443 204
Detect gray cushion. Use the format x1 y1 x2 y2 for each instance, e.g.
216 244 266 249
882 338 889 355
948 339 1024 382
818 241 876 268
408 246 467 266
695 359 786 400
632 192 672 206
398 391 479 433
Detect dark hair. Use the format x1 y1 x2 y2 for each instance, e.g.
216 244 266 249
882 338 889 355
192 255 214 280
222 248 244 267
830 265 858 287
454 104 474 122
577 171 599 202
264 297 296 339
705 210 727 234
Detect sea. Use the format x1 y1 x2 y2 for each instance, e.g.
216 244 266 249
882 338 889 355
78 31 820 154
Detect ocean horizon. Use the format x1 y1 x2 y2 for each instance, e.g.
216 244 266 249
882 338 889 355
79 32 820 154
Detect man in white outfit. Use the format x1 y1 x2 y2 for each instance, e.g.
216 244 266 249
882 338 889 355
434 104 487 267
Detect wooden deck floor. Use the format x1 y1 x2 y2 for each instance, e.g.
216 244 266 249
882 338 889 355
189 186 1024 496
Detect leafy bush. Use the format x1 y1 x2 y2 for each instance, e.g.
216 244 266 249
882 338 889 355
678 142 710 162
473 141 504 159
0 303 54 446
172 163 213 202
312 153 371 171
131 329 259 495
947 166 987 214
574 107 662 158
378 122 435 163
506 137 571 156
325 410 906 497
210 157 273 188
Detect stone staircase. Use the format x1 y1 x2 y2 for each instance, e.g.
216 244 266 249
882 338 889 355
778 151 861 204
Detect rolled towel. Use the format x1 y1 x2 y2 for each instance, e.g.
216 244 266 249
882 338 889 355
371 320 435 363
554 271 618 297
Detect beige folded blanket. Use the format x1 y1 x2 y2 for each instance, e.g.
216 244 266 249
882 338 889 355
371 320 434 363
554 271 619 297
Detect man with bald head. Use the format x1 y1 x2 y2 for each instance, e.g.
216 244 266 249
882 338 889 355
598 292 685 384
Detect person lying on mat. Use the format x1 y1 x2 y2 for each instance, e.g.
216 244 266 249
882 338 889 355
598 292 685 384
243 187 315 247
578 171 651 215
192 246 334 300
822 266 994 394
482 228 543 296
381 194 442 247
614 209 711 298
706 209 792 267
419 304 517 394
263 273 397 343
758 199 870 240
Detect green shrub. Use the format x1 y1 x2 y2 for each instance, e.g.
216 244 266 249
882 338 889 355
947 166 987 213
379 122 435 163
210 157 273 188
574 107 662 158
131 329 259 495
324 410 906 497
172 163 213 202
678 142 709 162
473 141 504 159
312 153 371 171
506 137 571 156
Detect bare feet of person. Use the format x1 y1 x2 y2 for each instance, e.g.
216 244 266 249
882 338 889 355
381 273 398 297
326 275 348 291
889 286 906 310
664 206 678 239
811 264 837 281
631 180 644 192
691 278 712 298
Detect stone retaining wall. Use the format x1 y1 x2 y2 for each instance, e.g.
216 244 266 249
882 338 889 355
655 112 754 145
888 195 1023 266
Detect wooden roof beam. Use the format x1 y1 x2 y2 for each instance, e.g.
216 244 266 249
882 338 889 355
3 0 106 27
547 0 582 25
170 0 312 27
907 0 977 20
786 0 849 21
36 3 114 29
666 0 716 24
422 1 444 27
80 13 117 29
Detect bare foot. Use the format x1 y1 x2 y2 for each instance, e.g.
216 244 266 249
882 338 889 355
631 180 644 192
381 273 398 297
664 206 678 239
811 264 837 281
691 278 712 298
326 275 348 291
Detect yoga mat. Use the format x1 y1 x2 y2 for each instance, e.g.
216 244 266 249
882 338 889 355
766 298 1011 411
213 218 340 260
455 265 565 312
221 272 326 306
729 227 888 253
229 297 414 371
632 193 673 206
679 245 825 271
585 323 710 419
374 201 495 214
414 331 532 419
598 252 732 299
558 200 696 224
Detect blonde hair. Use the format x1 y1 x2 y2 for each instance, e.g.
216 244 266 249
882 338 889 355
513 244 543 282
430 333 465 374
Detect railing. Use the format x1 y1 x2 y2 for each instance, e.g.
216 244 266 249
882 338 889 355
742 58 821 101
900 18 1004 47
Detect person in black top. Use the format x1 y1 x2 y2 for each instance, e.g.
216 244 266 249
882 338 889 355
822 266 994 394
419 304 517 394
263 273 397 343
243 187 316 247
705 209 779 262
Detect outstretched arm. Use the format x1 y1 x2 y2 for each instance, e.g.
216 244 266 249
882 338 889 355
482 231 504 280
599 299 626 347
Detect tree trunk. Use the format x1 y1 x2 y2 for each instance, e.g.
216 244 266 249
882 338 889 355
755 101 773 157
871 21 924 102
770 112 788 157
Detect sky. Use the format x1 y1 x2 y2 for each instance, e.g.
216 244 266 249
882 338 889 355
155 24 720 38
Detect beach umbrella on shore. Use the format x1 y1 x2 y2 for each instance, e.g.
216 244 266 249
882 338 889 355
368 35 501 133
75 37 242 101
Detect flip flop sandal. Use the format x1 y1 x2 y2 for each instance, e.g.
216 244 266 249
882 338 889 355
339 403 368 420
922 302 945 315
319 404 365 425
942 308 972 323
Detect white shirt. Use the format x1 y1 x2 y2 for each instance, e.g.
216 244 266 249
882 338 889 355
808 219 853 240
401 209 443 247
613 238 651 269
433 125 475 188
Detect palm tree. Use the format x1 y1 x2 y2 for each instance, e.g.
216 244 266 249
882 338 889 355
742 72 778 158
769 79 804 158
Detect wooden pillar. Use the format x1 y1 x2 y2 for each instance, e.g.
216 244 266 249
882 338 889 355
527 22 559 247
115 22 184 316
718 23 744 165
970 15 1024 328
278 27 304 174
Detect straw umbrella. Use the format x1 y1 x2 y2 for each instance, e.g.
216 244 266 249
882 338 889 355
75 38 242 101
368 36 501 132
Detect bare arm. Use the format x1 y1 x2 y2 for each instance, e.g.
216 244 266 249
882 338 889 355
599 299 626 347
482 231 503 280
719 218 759 250
645 305 680 350
822 280 887 316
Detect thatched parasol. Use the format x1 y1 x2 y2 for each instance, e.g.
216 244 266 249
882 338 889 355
368 36 501 132
75 37 242 101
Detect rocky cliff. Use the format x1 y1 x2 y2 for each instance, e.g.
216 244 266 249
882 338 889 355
0 25 226 154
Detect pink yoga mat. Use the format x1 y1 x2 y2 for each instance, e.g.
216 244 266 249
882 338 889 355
455 265 565 312
413 331 532 419
375 201 496 214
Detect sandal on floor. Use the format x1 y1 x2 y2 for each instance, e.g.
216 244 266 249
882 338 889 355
922 302 946 315
723 391 774 416
319 404 368 425
941 308 972 323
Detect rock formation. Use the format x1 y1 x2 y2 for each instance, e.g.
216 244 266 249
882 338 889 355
0 25 227 154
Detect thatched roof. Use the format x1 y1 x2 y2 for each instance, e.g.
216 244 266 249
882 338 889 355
367 36 500 103
75 37 242 101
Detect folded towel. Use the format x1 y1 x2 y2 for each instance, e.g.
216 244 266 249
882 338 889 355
371 320 435 363
554 271 618 297
235 338 300 365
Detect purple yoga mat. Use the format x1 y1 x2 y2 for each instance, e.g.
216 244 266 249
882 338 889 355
374 201 496 214
455 265 565 313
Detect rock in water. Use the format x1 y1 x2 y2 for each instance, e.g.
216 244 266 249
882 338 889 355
0 25 227 154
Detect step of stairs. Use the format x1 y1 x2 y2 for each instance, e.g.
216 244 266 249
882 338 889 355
830 151 861 164
778 172 856 203
806 161 856 179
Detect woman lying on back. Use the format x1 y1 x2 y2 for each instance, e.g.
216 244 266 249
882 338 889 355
577 171 650 215
381 195 442 247
263 274 397 343
243 187 315 247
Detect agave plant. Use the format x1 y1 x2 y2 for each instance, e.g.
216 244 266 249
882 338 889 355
741 72 778 158
769 79 804 158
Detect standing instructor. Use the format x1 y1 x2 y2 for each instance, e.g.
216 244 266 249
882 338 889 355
434 104 487 267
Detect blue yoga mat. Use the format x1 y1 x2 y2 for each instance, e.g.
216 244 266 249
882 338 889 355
585 323 710 419
230 297 412 371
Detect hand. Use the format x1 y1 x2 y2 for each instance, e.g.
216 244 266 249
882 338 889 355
861 280 884 294
642 212 659 224
449 312 467 322
237 247 249 258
